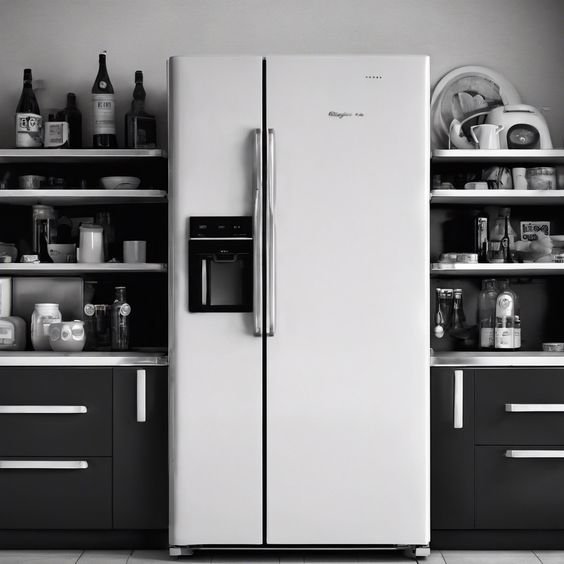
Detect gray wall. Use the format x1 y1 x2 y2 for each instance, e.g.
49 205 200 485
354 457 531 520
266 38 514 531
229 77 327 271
0 0 563 149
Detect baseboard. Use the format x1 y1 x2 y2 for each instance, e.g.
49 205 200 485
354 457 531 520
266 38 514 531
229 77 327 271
432 529 564 550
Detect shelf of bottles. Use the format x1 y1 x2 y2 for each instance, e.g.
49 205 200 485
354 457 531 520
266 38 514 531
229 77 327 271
432 149 564 163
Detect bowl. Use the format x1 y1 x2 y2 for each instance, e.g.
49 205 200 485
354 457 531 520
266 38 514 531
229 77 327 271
542 342 564 352
49 321 85 352
100 176 141 190
47 243 76 263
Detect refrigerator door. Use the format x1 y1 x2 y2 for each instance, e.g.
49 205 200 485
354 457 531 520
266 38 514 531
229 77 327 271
265 56 429 545
169 56 263 546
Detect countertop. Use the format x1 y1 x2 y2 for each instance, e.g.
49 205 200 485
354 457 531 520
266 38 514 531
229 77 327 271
0 351 168 366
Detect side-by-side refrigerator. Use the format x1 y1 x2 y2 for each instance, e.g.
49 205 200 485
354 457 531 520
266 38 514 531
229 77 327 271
169 55 430 555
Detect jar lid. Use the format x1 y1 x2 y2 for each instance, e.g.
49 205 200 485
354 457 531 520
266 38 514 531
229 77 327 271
527 167 555 175
79 223 103 232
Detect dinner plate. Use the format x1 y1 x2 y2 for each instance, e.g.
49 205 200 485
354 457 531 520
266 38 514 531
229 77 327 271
431 65 521 149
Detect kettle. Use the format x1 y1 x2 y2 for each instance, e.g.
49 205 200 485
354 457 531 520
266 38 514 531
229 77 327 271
449 104 553 150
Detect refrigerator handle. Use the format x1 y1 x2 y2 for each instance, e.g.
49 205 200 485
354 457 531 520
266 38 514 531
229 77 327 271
253 129 263 336
453 369 463 429
266 128 276 337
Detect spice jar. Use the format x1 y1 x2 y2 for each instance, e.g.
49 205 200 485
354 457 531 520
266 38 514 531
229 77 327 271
31 303 61 350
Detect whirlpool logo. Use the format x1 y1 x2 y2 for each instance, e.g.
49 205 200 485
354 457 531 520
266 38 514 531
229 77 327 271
328 111 365 119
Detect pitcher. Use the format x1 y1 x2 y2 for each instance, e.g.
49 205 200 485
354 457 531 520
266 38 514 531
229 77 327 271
471 124 504 150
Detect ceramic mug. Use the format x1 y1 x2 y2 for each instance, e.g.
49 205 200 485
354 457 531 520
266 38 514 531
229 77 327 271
471 124 504 150
123 240 147 263
49 320 86 352
512 167 527 190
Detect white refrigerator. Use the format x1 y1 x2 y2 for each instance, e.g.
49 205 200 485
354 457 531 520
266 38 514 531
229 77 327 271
168 55 430 555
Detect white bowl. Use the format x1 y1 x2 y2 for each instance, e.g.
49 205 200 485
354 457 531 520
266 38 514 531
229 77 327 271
47 243 76 263
100 176 141 190
49 321 86 352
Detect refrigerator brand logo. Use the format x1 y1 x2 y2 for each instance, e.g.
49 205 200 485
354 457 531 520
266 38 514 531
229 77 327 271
328 111 364 119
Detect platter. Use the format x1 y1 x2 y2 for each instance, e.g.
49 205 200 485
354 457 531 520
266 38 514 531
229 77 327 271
430 65 521 149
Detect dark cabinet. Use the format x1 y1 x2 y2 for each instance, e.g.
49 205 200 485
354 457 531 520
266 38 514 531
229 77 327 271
113 367 168 529
431 367 474 529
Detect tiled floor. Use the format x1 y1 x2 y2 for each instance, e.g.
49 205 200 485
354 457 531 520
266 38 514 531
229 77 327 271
0 551 563 563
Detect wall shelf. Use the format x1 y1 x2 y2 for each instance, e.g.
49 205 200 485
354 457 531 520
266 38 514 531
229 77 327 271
0 189 167 206
432 149 564 163
431 263 564 276
0 149 165 163
0 351 168 366
430 189 564 206
432 351 564 367
0 263 167 274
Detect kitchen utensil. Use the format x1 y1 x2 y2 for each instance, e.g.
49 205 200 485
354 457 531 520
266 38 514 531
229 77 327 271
123 240 146 263
18 175 45 189
431 65 521 149
78 224 104 263
48 320 85 352
449 104 552 150
526 167 557 190
542 342 564 352
470 124 503 149
100 176 141 190
47 243 76 263
512 168 527 190
0 278 11 317
0 316 26 350
31 303 61 350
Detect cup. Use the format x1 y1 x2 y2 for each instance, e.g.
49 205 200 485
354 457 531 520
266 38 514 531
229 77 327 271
18 175 46 189
123 240 147 263
512 168 527 190
470 124 503 150
78 224 104 263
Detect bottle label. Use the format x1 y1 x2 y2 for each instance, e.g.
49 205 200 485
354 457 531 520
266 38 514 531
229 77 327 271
480 328 494 348
92 94 116 135
514 328 521 349
495 327 514 349
15 113 43 147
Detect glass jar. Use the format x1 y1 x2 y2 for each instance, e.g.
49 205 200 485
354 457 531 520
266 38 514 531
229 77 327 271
111 287 131 351
32 205 57 255
31 303 61 350
78 223 104 263
526 167 557 190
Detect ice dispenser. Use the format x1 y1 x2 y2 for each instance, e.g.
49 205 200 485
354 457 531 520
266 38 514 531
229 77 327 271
188 217 253 312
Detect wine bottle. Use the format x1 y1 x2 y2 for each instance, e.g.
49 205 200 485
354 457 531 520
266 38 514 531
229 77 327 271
124 70 156 148
91 52 117 148
15 68 43 148
57 93 82 148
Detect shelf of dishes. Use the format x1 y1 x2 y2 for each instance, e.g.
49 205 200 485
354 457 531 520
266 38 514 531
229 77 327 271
431 351 564 367
0 351 168 366
431 263 564 276
430 189 564 205
0 263 167 274
0 149 165 163
432 149 564 163
0 189 167 205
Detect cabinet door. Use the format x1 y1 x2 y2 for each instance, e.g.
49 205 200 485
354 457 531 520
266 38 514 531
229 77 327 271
113 367 168 529
431 367 474 529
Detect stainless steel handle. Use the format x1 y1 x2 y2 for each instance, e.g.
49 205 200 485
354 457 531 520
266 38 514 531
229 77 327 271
137 369 146 423
506 403 564 412
0 405 87 414
0 460 88 470
506 450 564 459
266 128 276 337
253 129 263 336
454 369 463 429
201 259 208 306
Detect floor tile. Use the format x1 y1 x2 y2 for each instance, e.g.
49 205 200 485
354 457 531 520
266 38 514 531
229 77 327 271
77 550 131 563
417 553 445 564
130 551 176 563
441 551 539 564
0 551 83 564
535 552 564 564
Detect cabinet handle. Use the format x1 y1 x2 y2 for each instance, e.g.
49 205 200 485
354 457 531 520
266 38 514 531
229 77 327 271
137 369 146 423
0 460 88 470
0 405 87 414
505 403 564 412
454 369 463 429
505 450 564 459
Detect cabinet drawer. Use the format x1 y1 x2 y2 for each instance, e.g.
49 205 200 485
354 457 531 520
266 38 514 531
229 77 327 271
476 368 564 445
476 446 564 529
0 368 111 456
0 457 111 529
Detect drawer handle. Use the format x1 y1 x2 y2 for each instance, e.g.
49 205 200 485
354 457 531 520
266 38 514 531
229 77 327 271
137 369 146 423
0 460 88 470
505 450 564 459
0 405 87 414
454 369 463 429
505 403 564 413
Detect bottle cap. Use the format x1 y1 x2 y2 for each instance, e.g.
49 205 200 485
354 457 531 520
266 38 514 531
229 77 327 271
23 68 32 81
135 70 143 82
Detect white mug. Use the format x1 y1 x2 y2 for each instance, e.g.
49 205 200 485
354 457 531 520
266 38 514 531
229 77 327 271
471 124 504 150
123 240 147 263
512 167 527 190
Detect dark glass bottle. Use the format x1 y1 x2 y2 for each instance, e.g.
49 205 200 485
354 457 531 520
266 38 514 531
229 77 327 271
501 214 513 263
57 93 82 148
15 68 42 148
91 52 117 149
111 286 131 350
125 70 156 148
